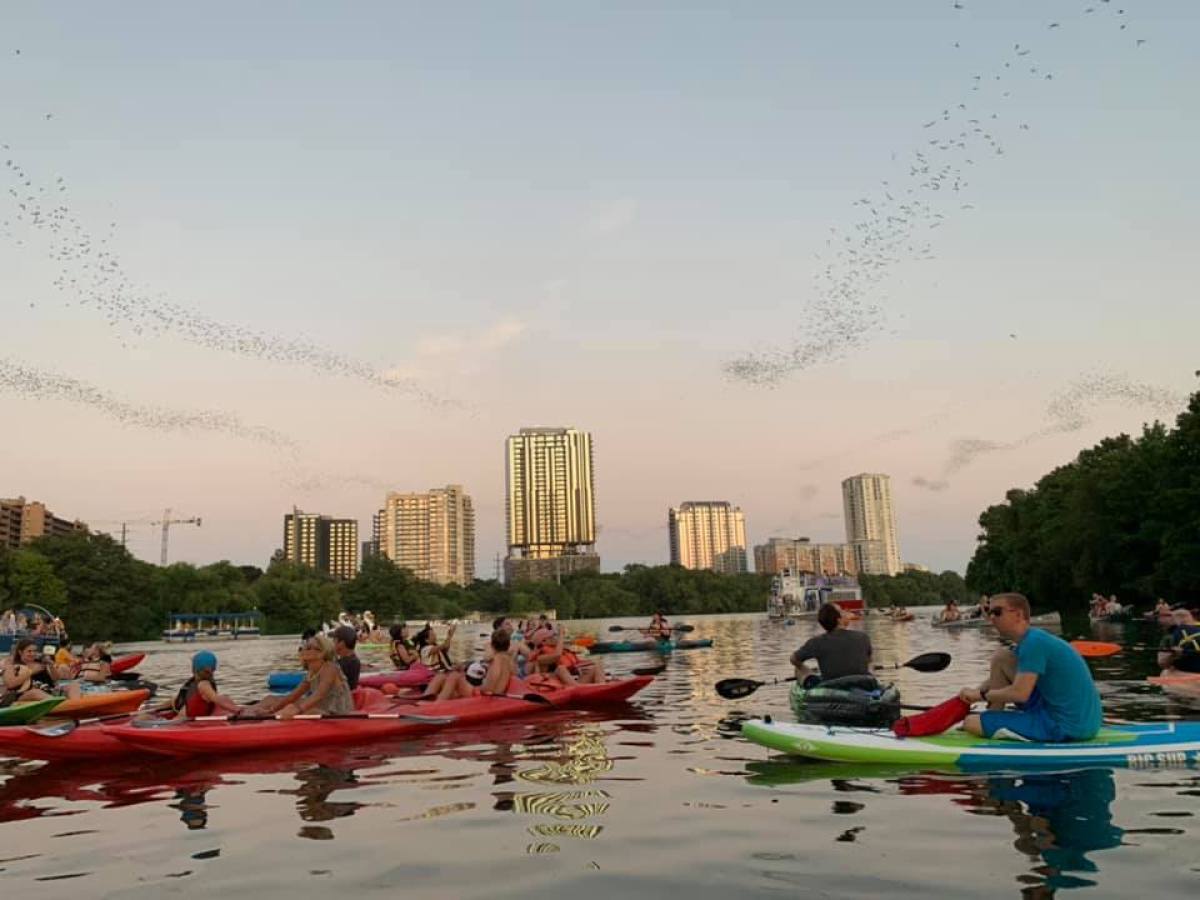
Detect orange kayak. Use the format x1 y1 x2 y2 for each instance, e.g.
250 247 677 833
571 635 596 648
53 689 151 719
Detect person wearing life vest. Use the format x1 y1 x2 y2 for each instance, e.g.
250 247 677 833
528 624 606 686
389 623 419 670
1 639 82 706
645 611 671 641
1158 608 1200 674
415 623 455 672
170 650 241 720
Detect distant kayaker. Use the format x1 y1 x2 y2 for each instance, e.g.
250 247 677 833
958 592 1101 742
939 600 961 623
790 603 873 683
646 612 672 641
389 623 418 671
166 650 241 720
1158 609 1200 674
245 635 354 720
331 626 362 690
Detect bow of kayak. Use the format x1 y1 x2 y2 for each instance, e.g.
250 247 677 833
741 718 1200 770
0 696 66 726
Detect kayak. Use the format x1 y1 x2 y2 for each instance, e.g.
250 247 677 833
588 638 713 654
790 676 900 728
54 689 151 719
267 664 433 692
932 615 987 629
740 717 1200 770
1148 671 1200 696
0 697 66 726
111 652 145 674
102 675 653 758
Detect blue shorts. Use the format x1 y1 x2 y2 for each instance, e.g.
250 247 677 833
980 704 1067 743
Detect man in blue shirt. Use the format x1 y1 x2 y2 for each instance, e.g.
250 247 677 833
958 592 1102 742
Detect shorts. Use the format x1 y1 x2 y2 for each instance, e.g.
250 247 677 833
979 704 1067 743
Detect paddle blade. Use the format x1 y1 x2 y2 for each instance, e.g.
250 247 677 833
28 720 77 738
715 677 765 700
607 625 627 633
674 624 695 633
1071 640 1121 658
632 664 666 677
902 652 952 673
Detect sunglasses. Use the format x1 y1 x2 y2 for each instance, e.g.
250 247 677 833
987 607 1006 618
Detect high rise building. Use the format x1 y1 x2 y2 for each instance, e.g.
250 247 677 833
841 473 902 576
753 536 857 578
0 497 88 550
668 501 748 574
504 427 599 583
282 510 359 581
379 485 476 586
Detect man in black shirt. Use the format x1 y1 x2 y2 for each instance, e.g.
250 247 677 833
332 625 362 690
791 603 872 683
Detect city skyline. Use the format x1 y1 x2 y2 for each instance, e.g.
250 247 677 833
2 4 1196 575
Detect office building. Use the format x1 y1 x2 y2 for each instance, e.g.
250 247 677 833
841 473 902 576
504 427 599 582
282 510 359 581
668 501 748 574
379 485 476 586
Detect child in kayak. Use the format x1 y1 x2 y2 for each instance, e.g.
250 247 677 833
245 635 354 720
167 650 241 720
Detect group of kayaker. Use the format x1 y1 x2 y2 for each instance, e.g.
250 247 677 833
0 608 66 638
1089 593 1125 618
794 593 1104 744
1 639 122 706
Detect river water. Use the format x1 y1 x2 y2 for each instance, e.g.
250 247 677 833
1 611 1196 898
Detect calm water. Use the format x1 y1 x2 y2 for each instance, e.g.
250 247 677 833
1 612 1197 898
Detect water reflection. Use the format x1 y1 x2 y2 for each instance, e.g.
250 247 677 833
745 761 1127 893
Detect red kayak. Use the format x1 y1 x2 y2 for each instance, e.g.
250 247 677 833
102 675 653 758
359 663 433 689
111 653 146 674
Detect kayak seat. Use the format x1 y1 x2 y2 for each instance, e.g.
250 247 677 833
817 674 881 693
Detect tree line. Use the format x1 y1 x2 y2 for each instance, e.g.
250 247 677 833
965 382 1200 611
0 532 771 642
858 570 976 608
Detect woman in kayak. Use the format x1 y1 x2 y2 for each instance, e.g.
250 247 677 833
77 643 113 684
245 635 354 720
389 623 418 670
1 639 82 705
167 650 241 720
416 623 455 673
528 626 606 686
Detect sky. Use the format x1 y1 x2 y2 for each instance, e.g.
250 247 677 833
1 1 1197 576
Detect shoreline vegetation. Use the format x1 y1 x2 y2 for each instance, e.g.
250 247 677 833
4 384 1196 642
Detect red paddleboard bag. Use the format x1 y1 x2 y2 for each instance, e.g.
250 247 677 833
891 697 970 737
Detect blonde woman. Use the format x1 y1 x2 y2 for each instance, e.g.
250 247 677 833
244 635 354 720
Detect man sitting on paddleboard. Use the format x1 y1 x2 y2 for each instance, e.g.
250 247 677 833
790 603 872 683
958 593 1101 742
1158 608 1200 674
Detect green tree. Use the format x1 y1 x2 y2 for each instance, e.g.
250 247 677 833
254 560 342 634
0 547 68 612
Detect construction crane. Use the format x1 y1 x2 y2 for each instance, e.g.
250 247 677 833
150 508 202 566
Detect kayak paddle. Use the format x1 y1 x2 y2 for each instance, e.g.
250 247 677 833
1070 640 1121 657
132 710 457 727
632 664 667 677
607 624 694 634
714 652 952 700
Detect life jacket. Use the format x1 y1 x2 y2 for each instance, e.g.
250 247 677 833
173 675 217 718
1174 624 1200 656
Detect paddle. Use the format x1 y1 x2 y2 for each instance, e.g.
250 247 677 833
28 711 137 737
1071 640 1121 658
632 664 667 677
132 710 457 728
606 624 694 634
714 652 952 700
